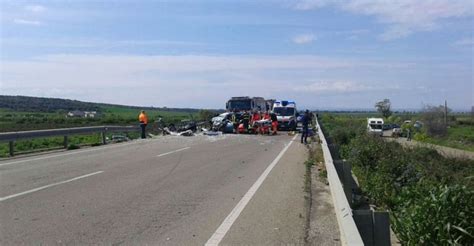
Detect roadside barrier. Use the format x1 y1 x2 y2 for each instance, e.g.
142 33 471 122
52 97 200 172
0 126 139 156
315 116 365 245
315 114 391 246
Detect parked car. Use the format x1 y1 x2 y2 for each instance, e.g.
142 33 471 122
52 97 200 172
392 127 402 135
414 121 423 129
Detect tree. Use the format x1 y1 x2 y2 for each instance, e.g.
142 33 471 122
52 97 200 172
375 99 392 118
421 105 450 137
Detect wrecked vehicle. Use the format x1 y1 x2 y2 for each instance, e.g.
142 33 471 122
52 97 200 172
211 112 235 133
177 119 197 132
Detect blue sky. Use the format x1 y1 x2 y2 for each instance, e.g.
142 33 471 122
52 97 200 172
0 0 472 110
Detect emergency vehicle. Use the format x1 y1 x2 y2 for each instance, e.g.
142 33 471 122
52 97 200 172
367 118 384 136
226 97 267 112
273 100 297 131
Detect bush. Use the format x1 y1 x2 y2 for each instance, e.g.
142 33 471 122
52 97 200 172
321 115 474 244
392 183 474 245
67 144 80 150
414 132 429 141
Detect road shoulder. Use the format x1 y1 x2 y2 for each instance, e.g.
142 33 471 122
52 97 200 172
307 157 340 245
220 136 307 245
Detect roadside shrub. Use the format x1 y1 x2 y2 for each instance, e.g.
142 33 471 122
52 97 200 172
332 127 356 145
67 144 80 150
414 132 429 142
321 116 474 244
421 105 449 137
392 183 474 245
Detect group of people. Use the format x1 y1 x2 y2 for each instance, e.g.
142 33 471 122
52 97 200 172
232 110 278 135
138 109 313 144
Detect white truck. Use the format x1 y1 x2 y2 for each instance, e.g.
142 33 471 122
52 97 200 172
226 96 267 112
273 100 297 131
367 118 384 136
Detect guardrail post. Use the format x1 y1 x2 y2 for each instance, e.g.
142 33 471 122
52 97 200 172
101 131 106 145
342 161 353 207
353 210 375 245
9 141 14 156
63 136 68 149
353 210 391 246
373 211 391 246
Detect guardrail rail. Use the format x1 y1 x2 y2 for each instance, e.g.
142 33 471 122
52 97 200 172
0 125 140 157
314 116 365 245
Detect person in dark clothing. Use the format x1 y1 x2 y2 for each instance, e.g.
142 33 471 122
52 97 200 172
242 111 250 133
301 110 311 144
270 111 278 135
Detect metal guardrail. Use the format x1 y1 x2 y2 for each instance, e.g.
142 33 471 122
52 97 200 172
315 117 365 245
0 125 140 156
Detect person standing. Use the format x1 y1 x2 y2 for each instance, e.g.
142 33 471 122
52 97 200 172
270 111 278 135
242 110 250 133
231 110 239 133
251 111 261 134
138 110 148 139
301 110 311 144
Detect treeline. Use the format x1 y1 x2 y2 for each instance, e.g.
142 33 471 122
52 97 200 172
0 95 100 112
0 95 201 113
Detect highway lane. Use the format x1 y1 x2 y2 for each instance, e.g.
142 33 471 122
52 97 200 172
0 134 302 245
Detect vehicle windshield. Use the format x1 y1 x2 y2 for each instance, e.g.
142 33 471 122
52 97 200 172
229 100 251 111
370 124 383 130
273 107 295 116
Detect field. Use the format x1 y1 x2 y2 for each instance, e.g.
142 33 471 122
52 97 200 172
319 113 474 245
0 96 207 158
420 117 474 152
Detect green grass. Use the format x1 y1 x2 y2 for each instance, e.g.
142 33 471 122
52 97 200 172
421 125 474 152
0 132 142 158
0 105 200 133
319 113 474 245
0 105 202 157
100 105 197 122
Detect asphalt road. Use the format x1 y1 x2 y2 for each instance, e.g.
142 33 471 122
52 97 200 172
0 133 307 245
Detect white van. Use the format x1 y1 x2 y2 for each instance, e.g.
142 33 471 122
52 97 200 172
273 100 297 131
367 118 384 136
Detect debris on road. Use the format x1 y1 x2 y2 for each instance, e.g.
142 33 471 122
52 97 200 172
203 131 222 136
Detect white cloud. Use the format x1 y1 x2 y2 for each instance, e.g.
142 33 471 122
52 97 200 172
25 5 46 13
293 81 373 93
13 19 42 26
453 38 474 46
292 34 317 44
293 0 332 10
292 0 474 40
0 54 470 109
0 54 388 107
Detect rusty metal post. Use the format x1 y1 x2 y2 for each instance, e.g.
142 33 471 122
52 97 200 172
101 131 106 145
63 136 68 149
9 141 14 156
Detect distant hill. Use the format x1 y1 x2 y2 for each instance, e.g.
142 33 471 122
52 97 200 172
0 95 200 113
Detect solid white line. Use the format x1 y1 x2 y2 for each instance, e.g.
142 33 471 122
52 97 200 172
205 135 297 246
0 171 104 202
156 147 190 157
0 139 149 167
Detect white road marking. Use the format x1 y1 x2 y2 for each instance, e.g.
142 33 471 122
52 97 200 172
156 147 190 157
0 171 104 202
205 135 298 246
0 139 153 167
